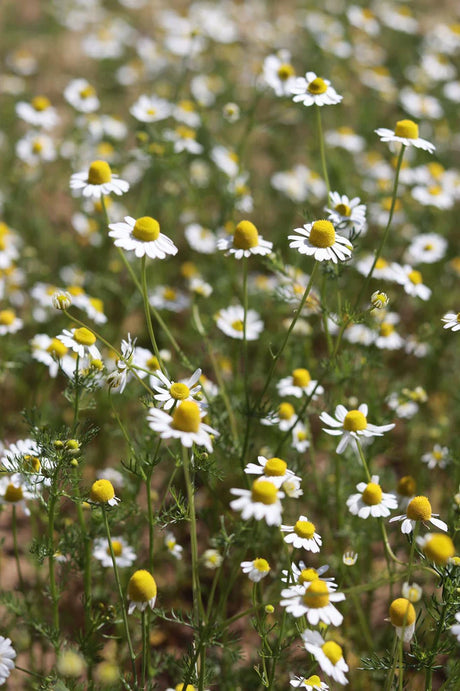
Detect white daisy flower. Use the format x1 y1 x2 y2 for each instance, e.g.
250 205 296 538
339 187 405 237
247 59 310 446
0 309 23 335
184 223 217 254
301 630 349 686
441 312 460 332
391 263 431 300
325 126 365 153
375 119 435 153
131 346 162 380
347 475 397 519
290 674 328 689
412 184 453 209
150 286 190 312
389 597 416 643
281 562 336 588
64 79 100 113
402 582 422 603
147 400 217 452
320 403 395 454
280 580 345 625
16 131 57 166
354 254 396 281
291 422 310 454
230 479 284 526
261 402 297 432
164 532 183 560
202 548 223 570
325 191 367 233
217 220 272 259
347 5 380 35
261 50 297 97
90 479 120 507
173 99 201 128
70 160 130 199
216 305 264 340
130 94 172 123
58 327 101 360
451 612 460 643
373 314 405 351
211 145 239 178
244 455 300 490
421 444 451 469
343 550 358 566
93 536 136 568
189 276 213 298
150 368 202 411
163 126 203 154
282 474 304 498
1 438 53 489
389 495 448 534
0 473 37 515
291 71 343 107
240 558 271 582
0 636 16 686
281 516 322 552
108 216 178 260
405 233 447 264
277 368 324 400
16 95 59 129
288 220 352 264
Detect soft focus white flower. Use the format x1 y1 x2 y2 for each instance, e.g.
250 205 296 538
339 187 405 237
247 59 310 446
93 536 136 568
70 160 129 199
441 312 460 332
216 305 264 340
389 495 448 534
0 636 16 686
375 120 435 153
301 630 348 686
240 558 271 582
281 581 345 625
281 516 322 552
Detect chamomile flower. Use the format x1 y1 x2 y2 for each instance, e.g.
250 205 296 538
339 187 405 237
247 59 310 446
90 479 120 507
291 71 343 107
93 536 136 568
290 675 328 689
16 95 59 129
406 233 447 264
16 131 57 166
202 549 223 570
391 264 431 300
147 400 217 452
277 368 324 400
216 305 264 341
389 598 416 642
241 558 271 582
0 309 23 335
163 126 203 154
281 562 336 588
281 516 322 552
230 479 284 526
0 473 37 515
261 402 297 432
281 580 345 625
150 368 202 411
262 50 297 97
184 223 217 254
127 569 157 614
451 612 460 643
244 455 296 488
217 220 272 259
130 94 172 123
291 422 310 454
1 438 53 489
211 145 239 178
58 327 101 360
0 636 16 686
64 79 100 113
108 216 178 259
289 220 352 264
402 582 422 603
396 476 417 511
375 120 435 153
70 160 129 199
389 495 448 534
355 254 396 281
302 630 348 686
325 126 365 153
325 192 367 233
347 475 398 519
173 100 201 128
165 532 183 560
320 403 395 454
343 551 358 566
421 444 451 469
416 533 455 565
441 312 460 331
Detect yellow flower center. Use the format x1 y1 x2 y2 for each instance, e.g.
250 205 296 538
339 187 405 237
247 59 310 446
309 220 336 248
298 568 319 585
179 99 195 112
408 270 422 285
303 675 321 688
343 410 367 431
163 288 177 301
4 483 23 502
375 258 388 269
303 580 329 608
362 482 383 506
89 297 104 313
231 320 244 332
107 540 123 557
127 569 157 602
394 119 419 139
457 313 460 323
24 455 41 472
176 125 196 139
171 401 201 433
32 139 43 154
292 368 311 387
251 480 278 505
433 450 443 461
278 402 295 420
294 520 316 538
296 430 308 441
335 203 351 216
407 495 432 521
389 598 416 627
397 475 416 497
382 198 402 212
233 220 259 250
422 534 455 565
175 685 196 691
308 77 327 94
170 382 190 400
90 479 115 503
132 217 160 242
379 322 394 337
427 162 444 178
87 160 112 185
321 641 343 665
338 126 353 134
80 85 95 99
253 558 270 572
67 285 85 296
147 356 160 371
277 63 295 80
0 309 16 325
32 95 51 111
74 327 96 346
147 107 156 116
428 185 442 196
263 457 287 477
229 151 239 163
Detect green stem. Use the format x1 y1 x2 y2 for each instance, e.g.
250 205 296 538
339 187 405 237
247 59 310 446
182 446 204 621
242 256 250 412
147 439 162 573
355 439 372 482
141 255 164 373
316 104 330 197
47 477 60 637
384 634 399 691
74 479 92 636
72 354 80 435
141 610 148 688
12 506 24 590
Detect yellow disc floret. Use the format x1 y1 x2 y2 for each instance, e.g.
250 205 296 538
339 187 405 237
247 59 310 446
277 63 295 80
335 203 351 216
171 401 201 433
251 480 278 505
308 77 327 94
389 598 416 627
322 641 343 665
74 327 96 346
298 568 319 584
304 676 322 688
394 119 419 140
127 569 157 603
4 483 23 503
24 455 41 472
407 496 432 521
422 534 455 565
32 95 51 111
175 685 196 691
408 270 423 285
292 368 311 387
107 540 123 557
132 217 160 242
47 338 68 358
303 580 330 608
294 520 316 539
264 457 287 476
362 482 383 505
278 402 295 420
87 160 112 185
231 320 244 332
343 410 367 431
0 310 16 326
253 558 270 572
169 382 190 400
233 220 259 250
309 220 336 248
90 479 115 504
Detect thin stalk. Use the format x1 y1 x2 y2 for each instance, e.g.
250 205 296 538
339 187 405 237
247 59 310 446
72 354 80 434
316 104 330 196
74 479 92 636
384 634 399 691
242 256 250 412
147 439 162 573
12 507 24 590
355 439 372 482
141 610 148 688
47 477 60 636
141 255 164 371
182 446 204 621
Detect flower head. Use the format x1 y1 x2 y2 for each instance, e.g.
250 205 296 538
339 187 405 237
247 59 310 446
290 675 328 689
302 630 349 685
389 597 416 642
230 479 284 526
58 327 101 360
441 312 460 332
147 400 218 451
70 160 129 199
108 216 178 259
0 637 16 686
416 533 455 565
127 569 157 613
150 368 202 411
281 580 345 625
90 479 119 507
291 72 342 107
390 495 448 533
375 120 435 153
216 305 264 340
320 403 395 454
347 475 397 519
281 516 322 552
289 220 352 264
93 536 136 568
241 558 271 582
217 220 272 259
